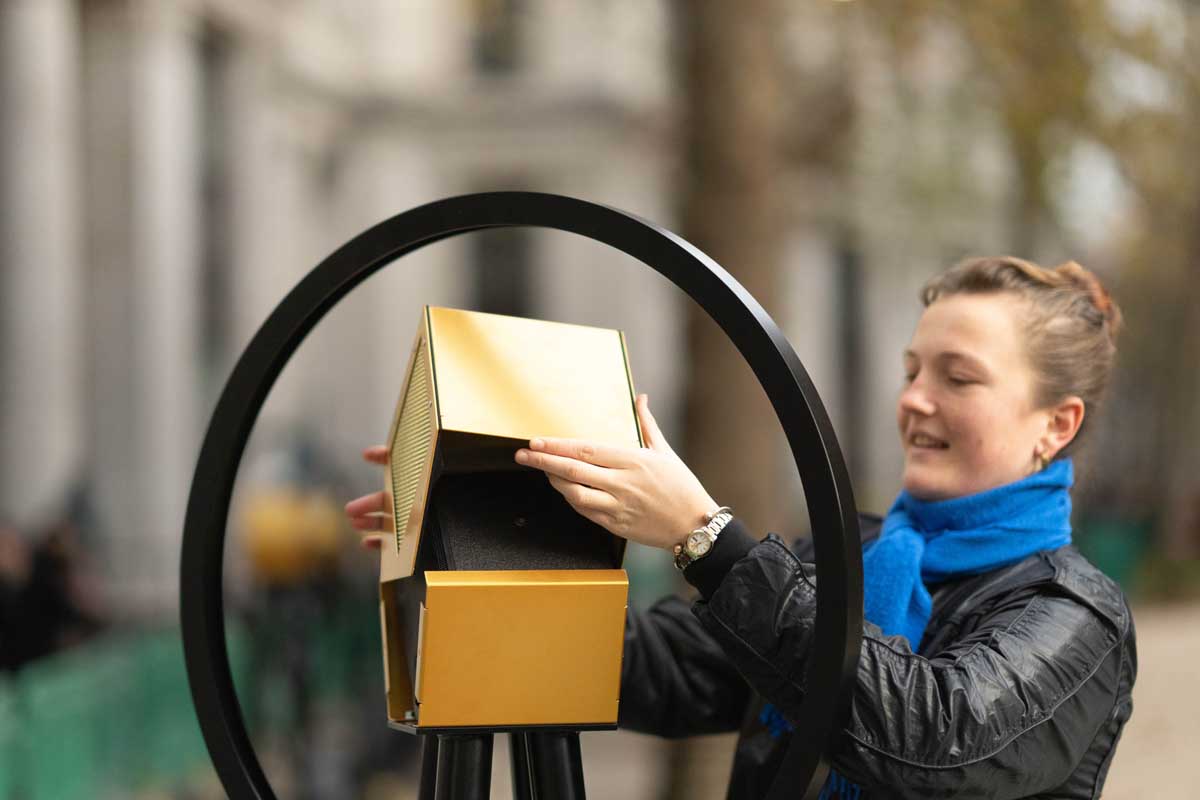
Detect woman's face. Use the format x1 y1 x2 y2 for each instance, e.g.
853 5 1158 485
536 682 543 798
896 292 1052 501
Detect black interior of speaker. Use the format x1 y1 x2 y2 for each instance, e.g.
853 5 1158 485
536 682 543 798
438 431 532 475
425 471 623 570
395 460 627 707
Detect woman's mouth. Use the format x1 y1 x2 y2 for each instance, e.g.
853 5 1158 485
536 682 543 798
910 433 949 450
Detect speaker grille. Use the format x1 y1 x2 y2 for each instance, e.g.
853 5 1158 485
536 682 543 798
391 341 433 552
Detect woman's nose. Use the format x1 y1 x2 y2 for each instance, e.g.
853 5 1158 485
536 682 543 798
899 379 936 416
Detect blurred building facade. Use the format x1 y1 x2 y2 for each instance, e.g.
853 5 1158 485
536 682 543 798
2 0 1154 622
1 0 692 617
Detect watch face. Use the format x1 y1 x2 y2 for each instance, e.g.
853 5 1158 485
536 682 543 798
687 531 713 557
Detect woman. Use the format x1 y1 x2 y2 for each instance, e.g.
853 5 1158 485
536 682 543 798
347 256 1136 799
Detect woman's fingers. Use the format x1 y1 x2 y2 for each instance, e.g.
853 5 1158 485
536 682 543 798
515 448 619 491
546 474 620 516
635 394 672 453
523 436 638 468
344 490 388 518
349 514 388 532
575 505 617 535
350 448 389 550
547 476 619 534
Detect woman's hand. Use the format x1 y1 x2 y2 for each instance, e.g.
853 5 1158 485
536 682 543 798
343 445 389 550
514 394 718 551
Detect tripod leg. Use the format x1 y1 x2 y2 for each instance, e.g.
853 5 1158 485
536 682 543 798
418 736 440 800
509 732 534 800
434 733 494 800
527 731 586 800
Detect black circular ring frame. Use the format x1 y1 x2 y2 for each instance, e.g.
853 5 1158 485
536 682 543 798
180 191 863 800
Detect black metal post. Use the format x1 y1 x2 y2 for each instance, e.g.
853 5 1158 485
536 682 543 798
509 732 534 800
419 735 440 800
434 734 494 800
526 731 585 800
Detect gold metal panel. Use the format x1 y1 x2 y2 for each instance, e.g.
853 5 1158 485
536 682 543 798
415 570 628 728
380 584 414 721
427 307 642 448
381 316 440 583
378 307 639 725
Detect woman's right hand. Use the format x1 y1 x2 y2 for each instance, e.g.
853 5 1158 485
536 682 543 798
344 445 389 550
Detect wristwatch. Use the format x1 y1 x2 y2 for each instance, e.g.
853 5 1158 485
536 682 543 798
673 506 734 571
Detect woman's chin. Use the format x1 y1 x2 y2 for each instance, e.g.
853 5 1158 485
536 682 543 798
901 463 956 501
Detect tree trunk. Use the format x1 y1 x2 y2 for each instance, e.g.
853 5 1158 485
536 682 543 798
1160 189 1200 558
665 2 784 799
676 0 785 536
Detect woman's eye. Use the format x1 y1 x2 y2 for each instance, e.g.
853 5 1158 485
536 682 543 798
948 376 975 386
903 373 916 383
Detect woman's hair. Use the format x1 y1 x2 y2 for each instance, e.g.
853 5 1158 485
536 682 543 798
920 255 1123 458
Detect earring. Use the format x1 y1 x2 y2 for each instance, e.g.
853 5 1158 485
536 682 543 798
1034 449 1050 471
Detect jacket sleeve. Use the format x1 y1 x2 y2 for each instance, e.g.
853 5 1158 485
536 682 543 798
617 593 751 738
691 533 1126 800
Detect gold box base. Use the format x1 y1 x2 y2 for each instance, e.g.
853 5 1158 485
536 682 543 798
384 569 628 729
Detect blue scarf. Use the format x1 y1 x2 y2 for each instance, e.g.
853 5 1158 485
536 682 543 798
761 459 1075 797
862 457 1074 650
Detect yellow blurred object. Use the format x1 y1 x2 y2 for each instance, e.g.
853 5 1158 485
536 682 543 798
241 488 344 586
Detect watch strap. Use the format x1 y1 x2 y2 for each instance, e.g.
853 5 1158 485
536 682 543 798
673 507 734 571
679 517 757 599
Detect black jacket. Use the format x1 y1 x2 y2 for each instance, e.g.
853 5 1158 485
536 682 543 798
618 515 1137 799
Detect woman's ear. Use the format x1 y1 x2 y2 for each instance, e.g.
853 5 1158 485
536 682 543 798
1039 396 1085 459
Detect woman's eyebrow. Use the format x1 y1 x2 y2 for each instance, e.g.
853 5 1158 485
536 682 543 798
937 351 989 371
902 349 985 367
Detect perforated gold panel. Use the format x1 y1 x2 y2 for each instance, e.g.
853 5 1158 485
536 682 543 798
389 338 433 554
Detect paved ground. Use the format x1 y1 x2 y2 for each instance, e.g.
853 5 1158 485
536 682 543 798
192 601 1200 799
1098 602 1200 799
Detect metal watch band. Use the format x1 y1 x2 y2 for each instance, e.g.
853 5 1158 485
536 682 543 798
673 507 734 571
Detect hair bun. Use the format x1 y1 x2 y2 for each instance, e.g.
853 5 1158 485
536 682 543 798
1053 260 1123 340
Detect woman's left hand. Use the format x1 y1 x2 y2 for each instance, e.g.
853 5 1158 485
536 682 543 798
344 445 390 550
514 394 718 551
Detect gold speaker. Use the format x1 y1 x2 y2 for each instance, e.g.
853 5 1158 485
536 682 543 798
379 307 639 730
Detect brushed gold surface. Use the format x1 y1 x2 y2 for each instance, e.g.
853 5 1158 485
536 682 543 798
427 307 642 448
415 569 628 728
378 307 640 726
380 584 413 721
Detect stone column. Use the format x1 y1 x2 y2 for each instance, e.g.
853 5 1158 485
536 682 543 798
128 1 203 613
0 0 85 528
82 0 202 616
225 48 307 426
